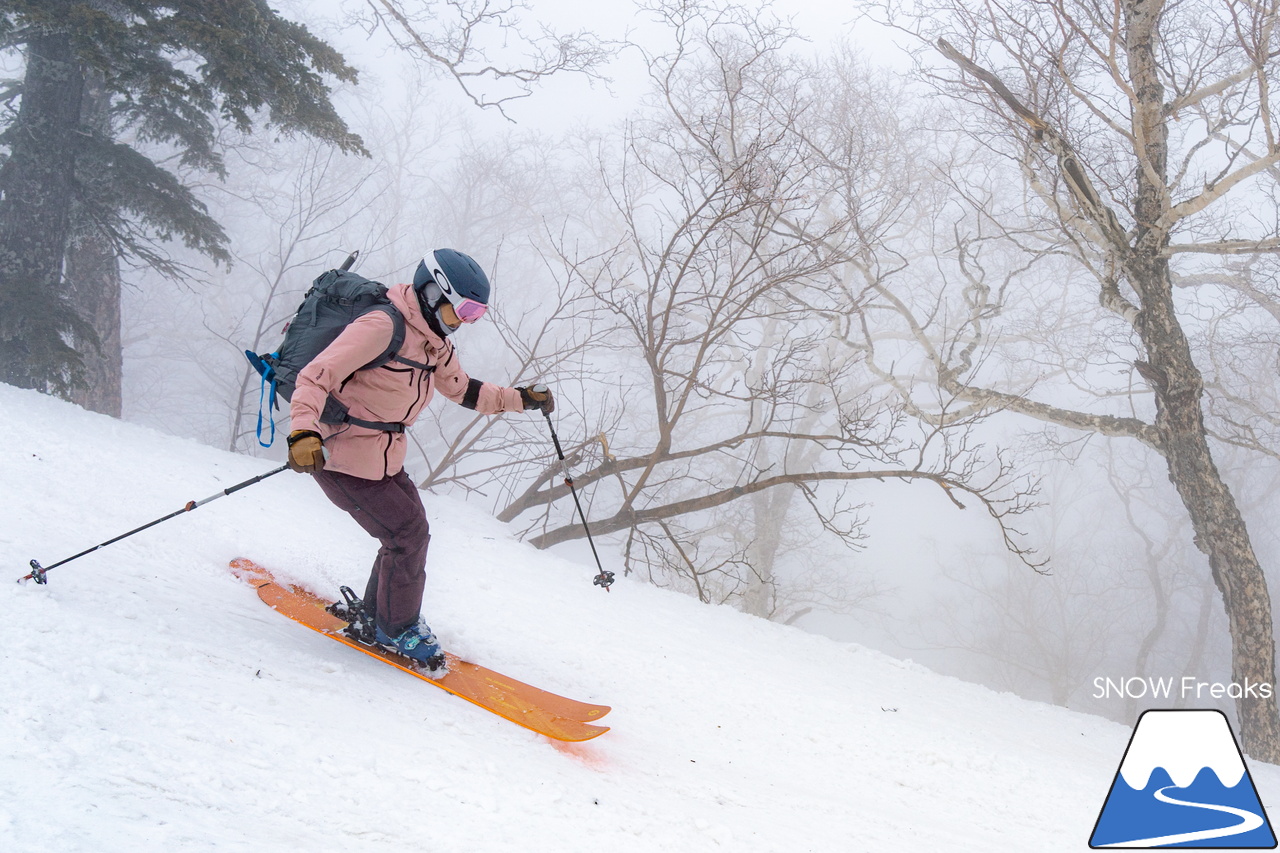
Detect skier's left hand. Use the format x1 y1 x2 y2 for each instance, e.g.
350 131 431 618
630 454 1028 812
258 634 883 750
519 384 555 414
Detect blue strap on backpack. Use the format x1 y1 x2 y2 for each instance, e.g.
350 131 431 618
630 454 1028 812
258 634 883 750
245 350 279 448
243 253 429 449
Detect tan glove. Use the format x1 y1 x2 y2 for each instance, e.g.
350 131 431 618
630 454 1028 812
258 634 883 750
518 384 555 414
287 430 325 473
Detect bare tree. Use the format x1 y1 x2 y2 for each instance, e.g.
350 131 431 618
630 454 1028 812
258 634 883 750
874 0 1280 758
123 115 399 449
912 446 1228 720
361 124 622 500
219 145 388 452
489 1 1038 615
1175 256 1280 465
352 0 611 117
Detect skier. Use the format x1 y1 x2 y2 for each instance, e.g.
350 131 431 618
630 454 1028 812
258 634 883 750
284 249 553 673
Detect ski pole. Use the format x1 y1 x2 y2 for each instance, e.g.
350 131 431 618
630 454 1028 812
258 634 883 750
534 387 614 592
19 464 290 585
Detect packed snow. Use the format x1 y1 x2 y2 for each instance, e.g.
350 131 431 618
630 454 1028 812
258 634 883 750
2 383 1277 851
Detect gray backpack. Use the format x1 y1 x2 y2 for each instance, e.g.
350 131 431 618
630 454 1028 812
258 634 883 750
245 267 431 447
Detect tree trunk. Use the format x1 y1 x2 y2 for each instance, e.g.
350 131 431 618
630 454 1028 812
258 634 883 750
1125 0 1280 760
0 30 85 394
65 225 121 416
741 484 788 618
1141 288 1280 760
67 69 122 417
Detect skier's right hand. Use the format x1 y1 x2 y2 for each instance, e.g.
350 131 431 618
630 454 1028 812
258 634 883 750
287 430 325 473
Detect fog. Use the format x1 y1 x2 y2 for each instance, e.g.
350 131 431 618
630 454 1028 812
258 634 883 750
26 0 1280 738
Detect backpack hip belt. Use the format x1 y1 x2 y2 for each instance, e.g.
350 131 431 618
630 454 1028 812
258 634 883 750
317 388 435 434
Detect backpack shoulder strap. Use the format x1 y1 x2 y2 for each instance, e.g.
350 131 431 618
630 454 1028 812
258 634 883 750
360 304 408 370
390 353 434 372
365 303 436 373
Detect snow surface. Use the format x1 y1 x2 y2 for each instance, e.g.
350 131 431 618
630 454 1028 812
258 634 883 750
3 382 1278 852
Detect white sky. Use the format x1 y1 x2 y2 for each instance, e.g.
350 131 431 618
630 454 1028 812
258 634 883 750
299 0 912 138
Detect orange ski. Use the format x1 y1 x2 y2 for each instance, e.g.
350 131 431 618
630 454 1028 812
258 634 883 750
230 558 610 742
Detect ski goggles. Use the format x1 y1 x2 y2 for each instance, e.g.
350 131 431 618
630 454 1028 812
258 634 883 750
450 296 488 323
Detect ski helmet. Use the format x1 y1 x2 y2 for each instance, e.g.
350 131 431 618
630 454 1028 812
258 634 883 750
413 249 491 335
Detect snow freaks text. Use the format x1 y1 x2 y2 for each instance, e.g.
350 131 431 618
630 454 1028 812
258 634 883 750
1093 677 1275 701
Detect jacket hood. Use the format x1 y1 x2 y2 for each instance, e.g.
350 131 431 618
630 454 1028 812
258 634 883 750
386 283 449 351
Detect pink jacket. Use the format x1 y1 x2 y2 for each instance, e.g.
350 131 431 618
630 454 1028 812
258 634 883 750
290 282 524 480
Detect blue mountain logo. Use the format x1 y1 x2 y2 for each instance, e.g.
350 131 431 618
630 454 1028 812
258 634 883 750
1090 709 1276 848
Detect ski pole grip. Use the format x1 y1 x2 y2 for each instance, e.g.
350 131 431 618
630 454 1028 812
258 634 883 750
528 384 554 421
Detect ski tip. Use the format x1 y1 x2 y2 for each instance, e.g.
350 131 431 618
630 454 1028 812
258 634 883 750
229 557 273 588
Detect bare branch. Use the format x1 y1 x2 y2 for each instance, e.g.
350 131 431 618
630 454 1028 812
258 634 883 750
1155 149 1280 232
934 37 1129 252
361 0 611 119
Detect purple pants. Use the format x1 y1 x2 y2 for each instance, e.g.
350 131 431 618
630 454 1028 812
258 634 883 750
312 468 430 636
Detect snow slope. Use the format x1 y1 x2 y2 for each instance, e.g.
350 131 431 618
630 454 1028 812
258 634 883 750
2 383 1276 852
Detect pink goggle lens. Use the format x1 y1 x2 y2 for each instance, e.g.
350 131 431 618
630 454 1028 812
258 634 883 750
453 297 488 323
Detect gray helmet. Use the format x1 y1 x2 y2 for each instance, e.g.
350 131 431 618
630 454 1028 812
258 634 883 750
413 249 491 336
414 249 489 304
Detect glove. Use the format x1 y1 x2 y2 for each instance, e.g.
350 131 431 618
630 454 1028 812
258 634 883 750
518 384 555 414
287 430 325 473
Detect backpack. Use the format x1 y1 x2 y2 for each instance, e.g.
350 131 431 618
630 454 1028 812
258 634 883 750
244 267 432 448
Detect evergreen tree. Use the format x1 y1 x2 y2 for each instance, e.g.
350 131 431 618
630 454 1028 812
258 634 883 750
0 0 364 398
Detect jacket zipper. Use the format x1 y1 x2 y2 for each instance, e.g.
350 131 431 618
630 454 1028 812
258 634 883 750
399 347 432 424
379 348 432 477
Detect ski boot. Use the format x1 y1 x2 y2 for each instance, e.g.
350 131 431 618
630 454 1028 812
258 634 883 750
375 620 448 679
